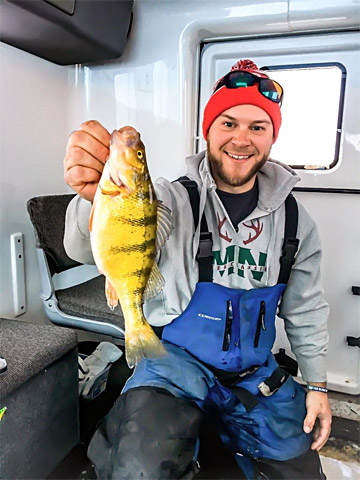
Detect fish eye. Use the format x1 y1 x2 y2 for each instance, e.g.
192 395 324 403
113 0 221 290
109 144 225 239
137 150 144 159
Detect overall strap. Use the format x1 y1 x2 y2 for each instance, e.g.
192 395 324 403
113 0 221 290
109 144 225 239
277 193 299 284
176 176 213 282
176 178 298 284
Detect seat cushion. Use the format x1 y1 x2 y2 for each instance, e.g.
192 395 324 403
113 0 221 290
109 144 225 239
0 318 77 398
56 275 125 327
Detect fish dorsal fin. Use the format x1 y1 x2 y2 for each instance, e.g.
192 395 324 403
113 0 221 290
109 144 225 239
143 262 165 302
143 202 172 302
156 201 174 252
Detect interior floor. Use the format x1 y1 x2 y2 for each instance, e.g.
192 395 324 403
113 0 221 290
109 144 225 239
47 342 359 480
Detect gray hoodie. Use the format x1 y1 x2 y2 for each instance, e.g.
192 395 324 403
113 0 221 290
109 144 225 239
64 151 329 382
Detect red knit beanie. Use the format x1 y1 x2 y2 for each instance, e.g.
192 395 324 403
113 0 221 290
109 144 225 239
202 60 282 143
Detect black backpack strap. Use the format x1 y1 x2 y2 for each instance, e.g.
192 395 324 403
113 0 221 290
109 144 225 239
175 176 213 282
278 193 299 284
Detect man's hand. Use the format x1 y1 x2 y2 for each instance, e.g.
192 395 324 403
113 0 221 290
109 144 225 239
64 120 111 202
303 389 332 451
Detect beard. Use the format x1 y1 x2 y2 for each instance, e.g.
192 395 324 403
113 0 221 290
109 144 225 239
207 140 269 188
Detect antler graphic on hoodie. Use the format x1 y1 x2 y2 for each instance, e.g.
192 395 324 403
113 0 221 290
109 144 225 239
217 212 232 243
243 219 263 245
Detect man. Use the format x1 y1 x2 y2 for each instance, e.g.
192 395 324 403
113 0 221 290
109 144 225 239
63 59 331 479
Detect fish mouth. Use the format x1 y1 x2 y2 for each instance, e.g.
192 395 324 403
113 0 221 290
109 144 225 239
111 127 140 150
109 172 133 194
109 173 124 188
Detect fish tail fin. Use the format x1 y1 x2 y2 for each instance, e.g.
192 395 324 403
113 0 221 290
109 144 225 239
105 278 119 311
125 314 166 368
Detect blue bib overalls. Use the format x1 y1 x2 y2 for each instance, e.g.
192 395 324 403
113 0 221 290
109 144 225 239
123 179 312 470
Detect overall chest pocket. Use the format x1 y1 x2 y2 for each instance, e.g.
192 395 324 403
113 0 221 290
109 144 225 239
238 285 285 369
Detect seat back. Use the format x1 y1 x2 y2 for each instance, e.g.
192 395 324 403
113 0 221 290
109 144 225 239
27 194 81 276
27 194 126 338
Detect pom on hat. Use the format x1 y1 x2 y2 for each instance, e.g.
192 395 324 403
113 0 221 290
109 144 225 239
203 59 282 142
231 59 259 72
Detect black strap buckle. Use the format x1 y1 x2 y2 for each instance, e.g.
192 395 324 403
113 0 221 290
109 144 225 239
281 238 299 264
347 336 360 348
196 232 213 259
258 367 289 397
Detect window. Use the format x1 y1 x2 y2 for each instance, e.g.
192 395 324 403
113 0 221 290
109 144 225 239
262 63 346 170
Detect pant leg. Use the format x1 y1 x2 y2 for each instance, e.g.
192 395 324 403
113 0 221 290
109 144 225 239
87 386 205 480
253 448 326 479
211 374 311 461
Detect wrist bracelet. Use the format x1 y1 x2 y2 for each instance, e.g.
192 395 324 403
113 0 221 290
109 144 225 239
307 385 328 393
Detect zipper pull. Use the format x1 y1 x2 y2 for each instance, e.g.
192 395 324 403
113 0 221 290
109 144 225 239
260 301 266 330
254 301 266 348
222 300 233 351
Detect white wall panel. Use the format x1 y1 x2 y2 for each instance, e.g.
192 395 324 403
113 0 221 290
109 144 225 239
0 43 75 322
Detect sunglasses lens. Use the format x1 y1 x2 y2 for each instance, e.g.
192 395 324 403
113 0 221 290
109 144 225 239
260 79 283 103
226 71 256 88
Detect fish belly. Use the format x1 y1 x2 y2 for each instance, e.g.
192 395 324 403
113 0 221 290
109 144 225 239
91 186 165 366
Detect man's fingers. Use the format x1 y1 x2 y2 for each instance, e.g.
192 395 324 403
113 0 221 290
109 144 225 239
311 420 332 451
65 146 106 175
303 411 317 434
78 120 111 150
304 391 332 451
66 128 110 166
63 120 110 201
75 183 99 204
77 120 110 153
65 165 102 188
64 164 100 203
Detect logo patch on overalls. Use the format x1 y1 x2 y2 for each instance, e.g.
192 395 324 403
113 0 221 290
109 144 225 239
198 313 222 321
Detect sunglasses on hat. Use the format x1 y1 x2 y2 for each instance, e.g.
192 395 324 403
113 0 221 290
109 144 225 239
213 71 283 105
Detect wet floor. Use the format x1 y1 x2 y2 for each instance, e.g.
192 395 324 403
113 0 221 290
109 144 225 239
320 437 360 479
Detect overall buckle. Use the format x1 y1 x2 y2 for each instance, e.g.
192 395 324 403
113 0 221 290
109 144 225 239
196 232 213 259
258 381 278 397
281 238 299 265
258 367 288 396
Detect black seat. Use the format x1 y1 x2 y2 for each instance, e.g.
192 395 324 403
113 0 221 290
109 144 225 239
27 194 125 339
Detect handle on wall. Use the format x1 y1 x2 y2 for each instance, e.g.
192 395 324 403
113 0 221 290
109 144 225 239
351 286 360 296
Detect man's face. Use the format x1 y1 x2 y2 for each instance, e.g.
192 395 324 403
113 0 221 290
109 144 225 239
207 104 274 193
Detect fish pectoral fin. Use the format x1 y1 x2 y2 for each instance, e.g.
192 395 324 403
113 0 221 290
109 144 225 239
143 262 165 303
105 278 119 311
155 201 174 252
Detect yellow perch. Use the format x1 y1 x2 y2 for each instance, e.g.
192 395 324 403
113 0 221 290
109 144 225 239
89 126 173 368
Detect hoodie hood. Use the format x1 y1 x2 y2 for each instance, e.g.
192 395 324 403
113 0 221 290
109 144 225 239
185 150 300 212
